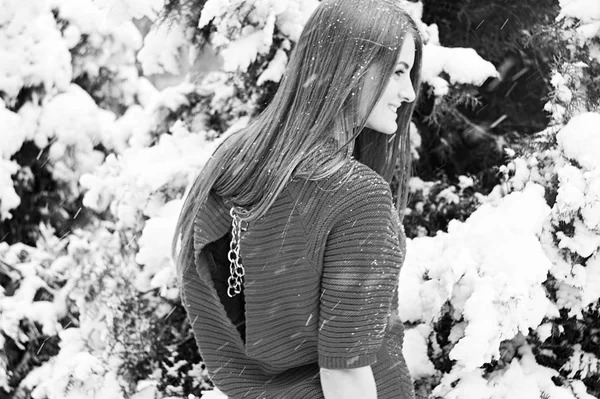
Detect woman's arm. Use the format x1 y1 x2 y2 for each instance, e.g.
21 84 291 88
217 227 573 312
317 171 402 397
320 366 377 399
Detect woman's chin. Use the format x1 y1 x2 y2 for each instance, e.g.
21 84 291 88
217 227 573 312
365 120 398 135
376 124 398 135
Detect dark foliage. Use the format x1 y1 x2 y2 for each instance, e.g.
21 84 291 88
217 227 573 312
587 54 600 107
5 322 62 391
532 305 600 397
415 0 559 187
1 250 73 396
422 0 558 131
0 142 92 246
110 290 209 397
72 66 130 116
431 309 456 374
402 174 484 238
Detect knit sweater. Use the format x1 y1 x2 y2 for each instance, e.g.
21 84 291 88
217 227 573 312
180 159 415 399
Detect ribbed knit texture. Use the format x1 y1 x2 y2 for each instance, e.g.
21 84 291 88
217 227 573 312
180 159 414 399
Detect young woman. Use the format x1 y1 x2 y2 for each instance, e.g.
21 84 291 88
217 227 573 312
172 0 423 397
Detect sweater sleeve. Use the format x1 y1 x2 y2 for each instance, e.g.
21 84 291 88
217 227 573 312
318 176 403 369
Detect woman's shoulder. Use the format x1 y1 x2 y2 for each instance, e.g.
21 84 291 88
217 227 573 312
289 158 393 216
333 158 393 199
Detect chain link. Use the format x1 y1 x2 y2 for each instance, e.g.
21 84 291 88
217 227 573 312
227 207 247 297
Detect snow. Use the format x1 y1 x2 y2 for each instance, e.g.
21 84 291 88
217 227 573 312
555 164 586 220
0 0 72 101
562 345 600 380
0 0 151 220
21 328 125 399
222 26 273 72
409 122 421 160
0 242 72 348
556 220 600 258
399 184 552 371
35 84 115 185
536 322 553 342
578 253 600 309
82 121 217 218
39 84 111 146
0 103 28 219
112 22 144 55
198 0 317 73
199 0 317 43
558 0 600 50
408 176 436 194
274 0 319 42
197 0 230 29
436 186 460 204
403 325 437 379
257 47 289 85
131 383 159 399
422 45 499 92
399 0 439 46
519 345 597 399
0 160 21 219
0 105 28 158
582 174 600 230
458 176 474 190
79 122 223 305
489 359 543 399
151 82 196 112
95 0 165 24
136 77 161 108
138 21 187 76
50 0 106 35
558 0 600 23
201 388 228 399
10 224 146 399
544 111 600 316
134 199 182 299
590 43 600 63
432 343 599 399
557 112 600 171
433 369 494 399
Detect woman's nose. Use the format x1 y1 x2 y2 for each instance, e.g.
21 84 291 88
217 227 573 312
400 81 416 104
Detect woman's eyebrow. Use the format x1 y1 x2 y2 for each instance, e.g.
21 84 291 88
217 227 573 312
396 61 412 69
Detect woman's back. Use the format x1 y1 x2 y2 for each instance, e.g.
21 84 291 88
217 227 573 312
182 158 413 398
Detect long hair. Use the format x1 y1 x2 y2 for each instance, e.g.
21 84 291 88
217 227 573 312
173 0 423 275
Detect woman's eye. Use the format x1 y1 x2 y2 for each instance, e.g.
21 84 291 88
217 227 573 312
394 69 407 76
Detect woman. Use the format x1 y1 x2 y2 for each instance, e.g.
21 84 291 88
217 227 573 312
173 0 423 397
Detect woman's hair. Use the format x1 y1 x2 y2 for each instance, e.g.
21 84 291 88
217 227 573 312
173 0 423 274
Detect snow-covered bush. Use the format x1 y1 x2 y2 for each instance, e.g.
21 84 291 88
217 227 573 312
403 175 485 238
398 1 600 397
2 224 133 398
0 0 215 396
0 0 148 236
517 11 600 396
1 221 212 398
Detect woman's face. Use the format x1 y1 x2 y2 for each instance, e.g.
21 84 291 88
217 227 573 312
363 33 416 135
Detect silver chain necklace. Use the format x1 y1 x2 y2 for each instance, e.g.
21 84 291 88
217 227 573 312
227 207 247 297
